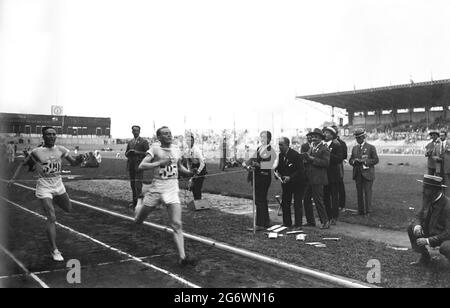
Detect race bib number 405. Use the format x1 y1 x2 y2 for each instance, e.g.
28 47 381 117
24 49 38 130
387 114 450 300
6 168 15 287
159 164 178 179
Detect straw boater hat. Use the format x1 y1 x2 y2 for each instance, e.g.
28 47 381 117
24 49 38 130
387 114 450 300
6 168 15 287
323 126 337 137
428 130 439 136
353 128 366 138
417 175 447 188
306 128 325 139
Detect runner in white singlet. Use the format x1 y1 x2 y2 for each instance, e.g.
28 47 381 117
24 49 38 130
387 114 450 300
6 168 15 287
134 126 197 266
8 127 81 262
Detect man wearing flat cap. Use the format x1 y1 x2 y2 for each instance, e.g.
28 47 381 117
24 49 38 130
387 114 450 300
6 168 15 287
349 128 379 215
303 128 331 229
322 127 344 225
425 130 440 176
408 175 450 266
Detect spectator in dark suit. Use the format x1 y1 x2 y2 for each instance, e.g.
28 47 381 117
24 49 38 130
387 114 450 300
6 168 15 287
125 125 150 209
425 130 440 176
332 125 348 210
323 127 344 225
408 175 450 266
425 131 439 175
304 128 331 229
349 128 379 215
433 129 450 192
301 134 316 226
274 137 307 229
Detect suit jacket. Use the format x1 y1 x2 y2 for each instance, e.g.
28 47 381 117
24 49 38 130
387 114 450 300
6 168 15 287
326 140 344 184
305 142 330 185
337 137 348 160
349 142 379 181
125 137 150 170
274 148 306 185
336 137 347 178
414 195 450 247
433 139 450 174
425 140 438 169
300 142 311 153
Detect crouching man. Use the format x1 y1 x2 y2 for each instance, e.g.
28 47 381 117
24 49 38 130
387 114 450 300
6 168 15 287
408 175 450 266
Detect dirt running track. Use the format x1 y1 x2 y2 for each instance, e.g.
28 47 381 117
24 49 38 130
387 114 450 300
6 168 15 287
1 184 338 288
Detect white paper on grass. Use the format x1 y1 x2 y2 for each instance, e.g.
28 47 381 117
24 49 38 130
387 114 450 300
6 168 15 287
296 234 306 241
272 226 288 233
268 233 278 239
305 242 322 245
286 230 304 235
267 225 282 231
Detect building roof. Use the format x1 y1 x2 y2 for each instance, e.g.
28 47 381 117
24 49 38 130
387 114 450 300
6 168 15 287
296 79 450 112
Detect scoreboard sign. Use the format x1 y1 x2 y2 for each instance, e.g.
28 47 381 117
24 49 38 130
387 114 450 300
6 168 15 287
51 105 63 115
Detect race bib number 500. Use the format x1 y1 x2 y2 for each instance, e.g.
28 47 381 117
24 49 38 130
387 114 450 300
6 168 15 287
42 161 62 174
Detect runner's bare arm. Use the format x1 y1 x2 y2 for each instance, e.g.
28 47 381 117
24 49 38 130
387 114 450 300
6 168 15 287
178 160 194 177
8 153 33 186
65 154 82 166
138 154 170 171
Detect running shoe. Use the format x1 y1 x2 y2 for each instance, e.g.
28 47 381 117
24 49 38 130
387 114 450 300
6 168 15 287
51 249 64 262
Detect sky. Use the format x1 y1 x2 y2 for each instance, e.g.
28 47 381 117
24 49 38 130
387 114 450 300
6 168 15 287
1 0 450 138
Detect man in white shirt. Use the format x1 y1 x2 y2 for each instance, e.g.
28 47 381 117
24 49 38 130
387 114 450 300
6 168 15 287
183 132 207 200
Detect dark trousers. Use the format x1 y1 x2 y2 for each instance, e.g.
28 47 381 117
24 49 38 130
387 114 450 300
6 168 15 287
427 168 436 176
129 167 144 206
309 184 329 224
324 182 340 220
191 170 206 200
355 178 373 215
281 182 306 227
303 185 316 225
254 173 271 227
407 223 450 261
337 178 346 209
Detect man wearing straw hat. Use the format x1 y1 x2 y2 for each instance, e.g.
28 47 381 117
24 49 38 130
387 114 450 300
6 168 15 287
322 126 344 225
408 175 450 266
349 128 379 216
425 130 440 176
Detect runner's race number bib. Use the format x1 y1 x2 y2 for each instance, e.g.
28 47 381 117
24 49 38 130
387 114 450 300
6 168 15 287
42 161 62 175
159 163 178 179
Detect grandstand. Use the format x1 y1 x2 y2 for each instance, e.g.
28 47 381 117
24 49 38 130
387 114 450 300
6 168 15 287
297 78 450 131
0 112 112 147
296 79 450 155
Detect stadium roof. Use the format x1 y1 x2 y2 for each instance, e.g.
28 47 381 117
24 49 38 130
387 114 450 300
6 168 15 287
297 79 450 112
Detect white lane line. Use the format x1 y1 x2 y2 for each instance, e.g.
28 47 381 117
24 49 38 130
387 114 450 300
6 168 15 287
4 180 375 288
0 253 175 280
0 244 49 288
0 195 200 288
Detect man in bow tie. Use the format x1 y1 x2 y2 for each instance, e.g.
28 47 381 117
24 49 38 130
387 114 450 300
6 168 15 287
349 128 379 216
303 128 331 229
